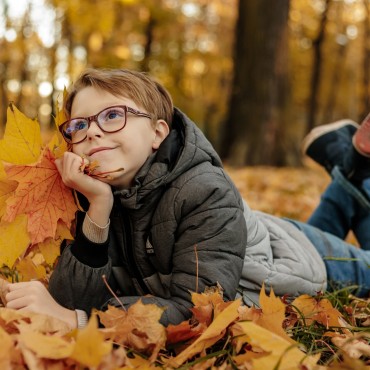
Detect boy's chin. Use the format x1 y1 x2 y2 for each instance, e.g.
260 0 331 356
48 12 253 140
101 171 130 190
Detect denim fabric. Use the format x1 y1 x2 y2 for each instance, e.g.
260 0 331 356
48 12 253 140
286 167 370 296
308 166 370 250
287 219 370 297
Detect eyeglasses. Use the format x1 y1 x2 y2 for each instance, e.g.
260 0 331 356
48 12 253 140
59 105 152 144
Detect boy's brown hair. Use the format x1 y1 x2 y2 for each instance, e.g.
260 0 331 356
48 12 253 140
64 68 174 127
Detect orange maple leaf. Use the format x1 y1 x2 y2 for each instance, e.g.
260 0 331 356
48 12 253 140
3 147 77 244
291 294 344 329
98 301 166 362
166 320 205 346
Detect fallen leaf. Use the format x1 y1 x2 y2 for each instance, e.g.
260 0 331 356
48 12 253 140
18 330 74 360
256 284 296 343
15 255 47 281
98 300 166 362
70 313 112 367
0 307 71 336
331 333 370 359
233 321 319 370
292 294 344 328
0 326 12 370
0 104 42 164
4 147 77 244
166 320 205 347
166 299 241 367
0 214 30 267
36 238 61 266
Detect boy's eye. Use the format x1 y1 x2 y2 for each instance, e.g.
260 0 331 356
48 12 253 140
102 108 125 121
68 120 87 132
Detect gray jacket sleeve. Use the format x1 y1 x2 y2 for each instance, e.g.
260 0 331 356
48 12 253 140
48 245 113 311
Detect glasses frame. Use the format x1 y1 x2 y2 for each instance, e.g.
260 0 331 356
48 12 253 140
59 105 152 144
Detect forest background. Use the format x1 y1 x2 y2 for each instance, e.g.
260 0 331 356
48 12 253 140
0 2 369 368
1 0 368 167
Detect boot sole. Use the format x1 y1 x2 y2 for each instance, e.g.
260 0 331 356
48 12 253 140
302 119 359 157
353 113 370 157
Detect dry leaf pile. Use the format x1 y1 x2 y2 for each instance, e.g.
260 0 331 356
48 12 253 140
0 286 369 369
0 104 368 369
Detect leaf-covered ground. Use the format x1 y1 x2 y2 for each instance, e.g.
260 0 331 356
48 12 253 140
0 162 369 369
227 160 329 221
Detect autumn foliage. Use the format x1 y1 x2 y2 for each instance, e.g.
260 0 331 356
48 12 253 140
0 105 368 369
0 103 75 282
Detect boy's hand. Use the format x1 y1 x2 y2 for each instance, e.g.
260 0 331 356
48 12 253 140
55 152 113 226
5 281 77 329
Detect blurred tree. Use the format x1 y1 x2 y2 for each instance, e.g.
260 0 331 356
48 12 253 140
220 0 292 166
306 0 330 133
1 0 369 162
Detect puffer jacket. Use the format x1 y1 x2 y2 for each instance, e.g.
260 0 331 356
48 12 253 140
49 108 248 325
238 202 327 306
49 108 327 325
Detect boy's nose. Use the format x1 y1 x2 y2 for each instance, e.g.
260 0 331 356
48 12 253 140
86 120 103 138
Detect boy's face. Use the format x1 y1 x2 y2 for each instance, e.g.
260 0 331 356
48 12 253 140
70 86 168 189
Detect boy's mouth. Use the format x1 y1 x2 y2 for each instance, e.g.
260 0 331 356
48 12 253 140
88 147 113 156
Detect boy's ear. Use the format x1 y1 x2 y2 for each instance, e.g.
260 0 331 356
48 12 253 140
152 119 170 150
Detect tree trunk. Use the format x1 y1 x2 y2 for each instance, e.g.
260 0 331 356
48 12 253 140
306 0 330 133
220 0 291 166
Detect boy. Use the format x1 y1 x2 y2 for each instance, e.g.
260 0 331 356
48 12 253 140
4 69 370 329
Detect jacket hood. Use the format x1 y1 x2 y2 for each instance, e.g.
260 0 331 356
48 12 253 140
113 108 223 208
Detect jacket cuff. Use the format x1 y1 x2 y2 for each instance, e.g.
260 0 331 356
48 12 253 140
75 309 88 329
82 212 110 243
70 211 109 268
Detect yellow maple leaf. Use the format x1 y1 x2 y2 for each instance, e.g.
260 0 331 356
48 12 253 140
0 214 30 267
47 132 68 159
36 238 61 266
53 89 67 128
70 313 112 367
17 330 74 360
56 219 74 240
15 255 46 281
0 104 42 164
0 162 7 180
233 321 319 370
256 284 296 343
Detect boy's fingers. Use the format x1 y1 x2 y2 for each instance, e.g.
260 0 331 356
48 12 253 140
54 157 62 172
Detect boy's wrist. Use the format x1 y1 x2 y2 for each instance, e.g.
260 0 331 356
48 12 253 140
87 194 113 227
82 213 110 243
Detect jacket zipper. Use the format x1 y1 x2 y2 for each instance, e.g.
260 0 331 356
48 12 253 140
119 209 149 294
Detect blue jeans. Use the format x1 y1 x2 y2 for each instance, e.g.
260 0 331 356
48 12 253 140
287 167 370 297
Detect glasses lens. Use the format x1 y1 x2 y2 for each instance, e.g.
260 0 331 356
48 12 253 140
63 119 88 143
98 106 126 132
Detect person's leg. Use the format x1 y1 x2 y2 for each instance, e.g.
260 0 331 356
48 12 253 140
303 114 370 250
307 166 370 250
287 220 370 297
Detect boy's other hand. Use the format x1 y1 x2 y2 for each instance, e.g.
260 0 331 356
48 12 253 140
5 281 77 330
